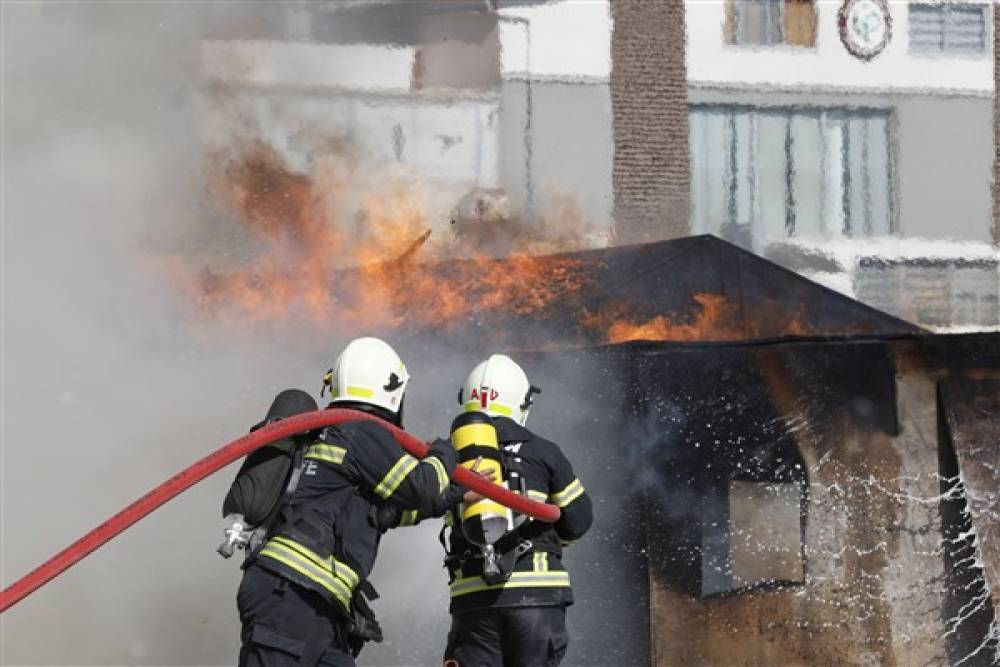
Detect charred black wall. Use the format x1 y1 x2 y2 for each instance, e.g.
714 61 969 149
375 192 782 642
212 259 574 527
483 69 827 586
522 332 998 665
636 345 813 599
937 385 999 665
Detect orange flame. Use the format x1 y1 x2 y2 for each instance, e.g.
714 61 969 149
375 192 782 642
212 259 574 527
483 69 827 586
163 141 595 335
582 294 744 344
161 141 820 345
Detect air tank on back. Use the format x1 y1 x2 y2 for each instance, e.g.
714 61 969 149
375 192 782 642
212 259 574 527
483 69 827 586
449 411 512 546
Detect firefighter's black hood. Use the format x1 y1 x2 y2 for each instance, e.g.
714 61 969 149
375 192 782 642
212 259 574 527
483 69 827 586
492 415 534 444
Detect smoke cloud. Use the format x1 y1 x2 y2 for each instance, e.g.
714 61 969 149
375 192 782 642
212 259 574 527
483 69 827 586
1 4 605 665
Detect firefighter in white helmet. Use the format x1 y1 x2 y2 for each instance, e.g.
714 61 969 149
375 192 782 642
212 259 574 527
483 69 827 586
236 337 457 667
459 354 535 425
386 353 593 666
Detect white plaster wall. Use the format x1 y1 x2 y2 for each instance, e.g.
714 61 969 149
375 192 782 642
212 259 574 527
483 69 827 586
687 0 993 93
200 38 500 190
499 0 611 79
201 88 500 188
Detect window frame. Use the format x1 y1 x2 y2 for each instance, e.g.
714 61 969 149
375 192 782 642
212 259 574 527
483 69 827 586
723 0 818 50
907 1 992 59
688 102 898 242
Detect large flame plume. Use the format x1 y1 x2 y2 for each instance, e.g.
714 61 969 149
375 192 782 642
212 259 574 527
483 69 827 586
162 140 599 336
160 140 816 347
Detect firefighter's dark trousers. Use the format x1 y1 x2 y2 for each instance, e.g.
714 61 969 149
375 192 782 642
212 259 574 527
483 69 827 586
237 565 355 667
444 606 569 667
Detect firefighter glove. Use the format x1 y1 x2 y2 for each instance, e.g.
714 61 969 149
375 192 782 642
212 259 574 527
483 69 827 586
427 437 458 474
374 503 402 532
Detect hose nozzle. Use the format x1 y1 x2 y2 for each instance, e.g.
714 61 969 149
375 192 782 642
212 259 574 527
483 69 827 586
217 514 251 559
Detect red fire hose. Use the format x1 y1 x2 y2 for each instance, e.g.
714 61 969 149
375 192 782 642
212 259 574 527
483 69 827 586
0 408 560 614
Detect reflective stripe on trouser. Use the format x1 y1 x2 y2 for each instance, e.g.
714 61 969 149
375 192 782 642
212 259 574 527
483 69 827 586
257 537 359 611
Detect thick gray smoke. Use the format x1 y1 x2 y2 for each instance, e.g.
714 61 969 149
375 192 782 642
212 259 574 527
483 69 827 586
3 4 447 665
1 4 606 665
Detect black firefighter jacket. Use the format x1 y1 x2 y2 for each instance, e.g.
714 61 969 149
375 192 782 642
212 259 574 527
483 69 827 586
254 416 456 615
403 416 594 614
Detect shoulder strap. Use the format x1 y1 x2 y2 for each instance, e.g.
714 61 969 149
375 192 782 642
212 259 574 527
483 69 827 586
501 444 530 532
501 443 528 496
268 438 309 527
242 438 310 567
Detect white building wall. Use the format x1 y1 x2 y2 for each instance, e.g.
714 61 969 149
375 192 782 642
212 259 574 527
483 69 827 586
686 0 993 93
200 39 501 181
496 1 614 228
499 0 611 79
683 1 998 329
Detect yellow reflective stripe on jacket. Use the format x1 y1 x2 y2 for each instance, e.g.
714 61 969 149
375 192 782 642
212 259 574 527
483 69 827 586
533 552 549 572
374 454 419 499
527 490 548 502
449 570 571 597
258 542 352 609
268 536 360 589
450 549 566 597
399 509 419 527
550 478 585 508
304 443 346 465
423 456 449 493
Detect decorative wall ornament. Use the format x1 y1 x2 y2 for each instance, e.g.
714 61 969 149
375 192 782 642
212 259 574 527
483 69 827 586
838 0 892 61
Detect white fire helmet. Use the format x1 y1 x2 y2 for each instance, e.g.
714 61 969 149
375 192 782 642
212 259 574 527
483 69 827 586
459 354 540 426
324 337 409 415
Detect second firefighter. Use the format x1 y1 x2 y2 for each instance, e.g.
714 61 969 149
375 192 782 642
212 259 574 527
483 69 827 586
389 353 593 667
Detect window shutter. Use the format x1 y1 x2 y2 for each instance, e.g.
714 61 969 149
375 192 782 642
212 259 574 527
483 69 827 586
784 0 817 47
910 3 987 54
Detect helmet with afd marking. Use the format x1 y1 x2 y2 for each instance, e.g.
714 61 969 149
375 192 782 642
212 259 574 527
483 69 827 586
458 354 540 426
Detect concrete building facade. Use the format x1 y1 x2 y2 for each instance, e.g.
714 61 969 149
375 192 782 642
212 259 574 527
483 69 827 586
621 0 999 330
199 0 998 328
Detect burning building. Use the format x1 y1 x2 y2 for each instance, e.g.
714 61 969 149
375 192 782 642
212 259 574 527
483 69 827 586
162 125 999 663
179 216 999 664
4 3 1000 666
525 332 998 665
357 236 996 665
420 238 998 665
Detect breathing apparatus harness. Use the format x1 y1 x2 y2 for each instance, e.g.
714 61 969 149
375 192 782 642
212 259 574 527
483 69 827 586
218 396 318 561
443 407 555 586
219 406 396 653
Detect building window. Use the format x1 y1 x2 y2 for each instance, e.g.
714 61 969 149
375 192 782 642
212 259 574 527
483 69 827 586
724 0 817 47
909 3 989 55
689 105 893 243
855 257 1000 329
